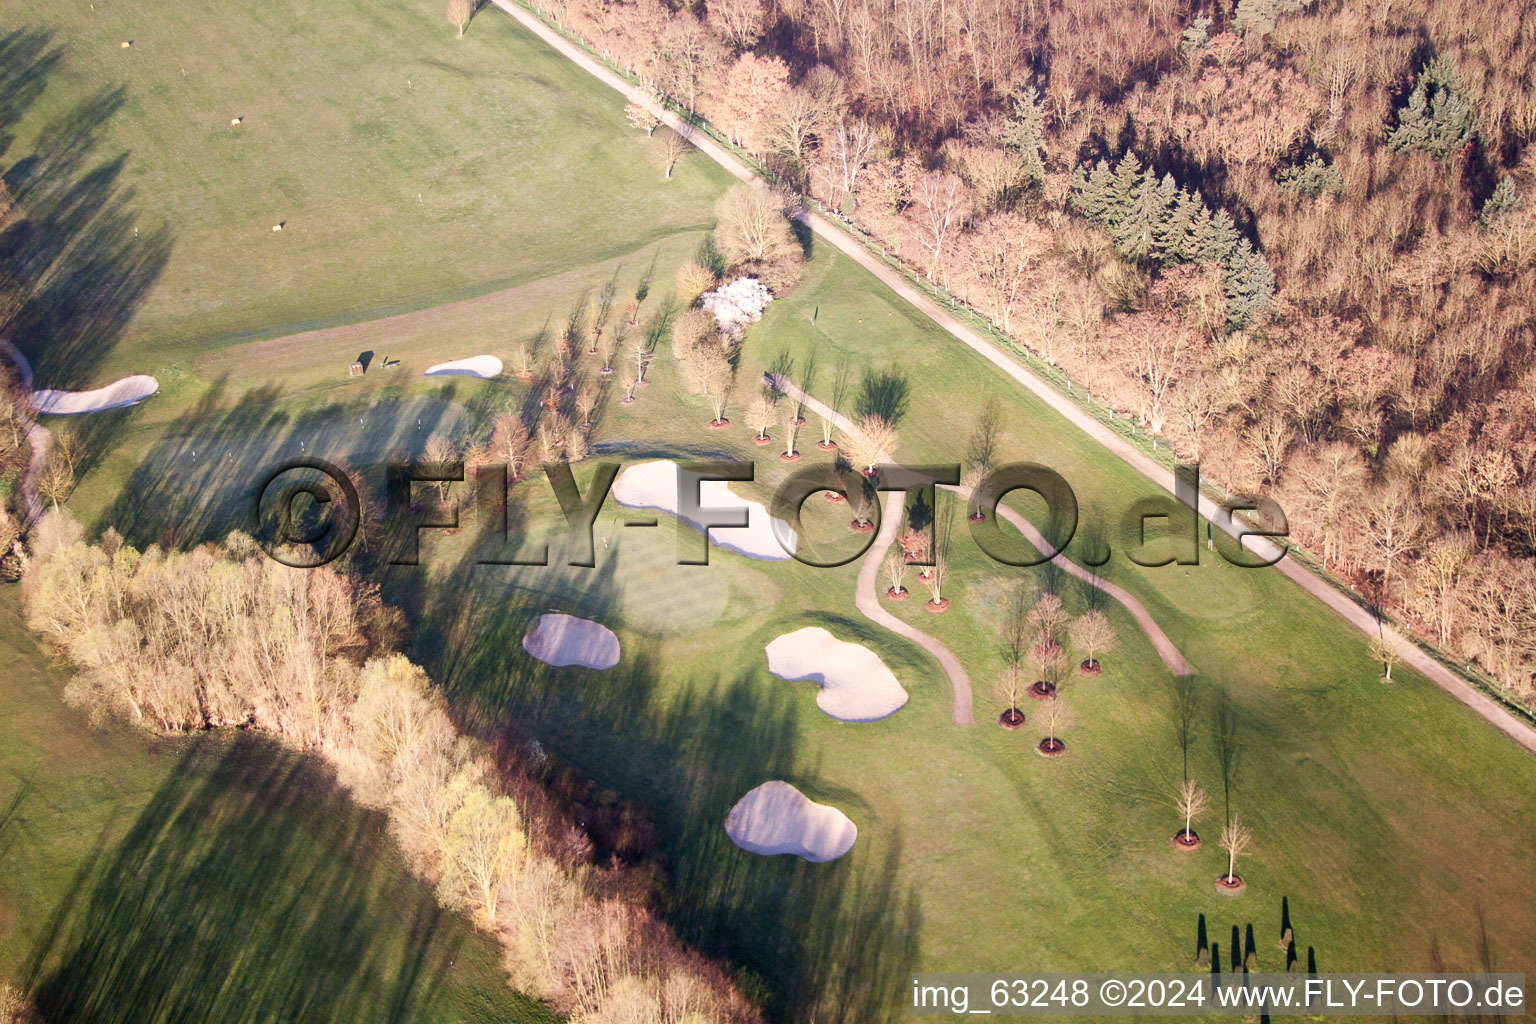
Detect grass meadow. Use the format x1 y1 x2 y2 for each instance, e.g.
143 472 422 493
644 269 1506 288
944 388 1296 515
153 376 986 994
2 0 1535 1021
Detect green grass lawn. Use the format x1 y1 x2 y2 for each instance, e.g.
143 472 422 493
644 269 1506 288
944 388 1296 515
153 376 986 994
0 590 552 1023
6 0 1536 1020
86 244 1536 1021
0 0 730 385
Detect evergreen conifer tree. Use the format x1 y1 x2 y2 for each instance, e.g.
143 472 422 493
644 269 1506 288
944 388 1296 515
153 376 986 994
1002 86 1048 185
1387 57 1477 160
1223 240 1275 329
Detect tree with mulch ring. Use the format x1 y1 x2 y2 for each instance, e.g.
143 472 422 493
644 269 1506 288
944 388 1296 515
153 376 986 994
815 362 852 452
842 414 898 480
683 341 733 427
848 487 878 533
883 550 909 602
1172 779 1208 851
963 463 988 521
780 408 802 462
996 665 1027 730
1071 610 1115 677
899 524 930 566
922 552 948 612
1216 817 1252 895
747 393 777 446
1026 632 1062 696
1035 699 1071 755
823 489 846 503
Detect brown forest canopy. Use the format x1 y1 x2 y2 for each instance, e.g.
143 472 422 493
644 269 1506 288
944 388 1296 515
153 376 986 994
555 0 1536 704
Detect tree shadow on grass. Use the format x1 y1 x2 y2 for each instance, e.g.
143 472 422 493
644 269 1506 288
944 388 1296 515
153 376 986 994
853 368 910 425
0 29 62 156
99 380 469 548
2 84 171 389
22 734 537 1024
411 543 922 1023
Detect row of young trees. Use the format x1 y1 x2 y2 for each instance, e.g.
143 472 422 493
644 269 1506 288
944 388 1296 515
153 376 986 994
671 184 805 427
582 0 1536 706
23 514 759 1024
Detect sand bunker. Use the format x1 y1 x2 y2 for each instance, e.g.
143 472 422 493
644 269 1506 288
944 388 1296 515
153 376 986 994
724 781 856 862
765 627 909 721
521 613 620 669
424 355 503 378
31 375 159 415
611 460 796 560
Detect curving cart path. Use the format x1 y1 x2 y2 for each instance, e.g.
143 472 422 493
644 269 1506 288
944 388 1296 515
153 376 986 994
854 489 976 726
776 375 1193 728
985 502 1193 676
488 0 1536 754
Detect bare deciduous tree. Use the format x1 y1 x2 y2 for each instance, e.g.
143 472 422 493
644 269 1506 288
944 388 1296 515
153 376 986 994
36 451 75 513
746 392 777 440
1070 610 1116 672
907 170 968 280
882 548 908 597
841 414 897 475
682 344 736 424
655 125 693 180
1176 779 1208 842
424 433 458 502
1220 816 1253 884
780 405 801 457
1037 698 1072 752
446 0 475 36
714 183 796 264
437 785 527 924
922 551 947 607
996 663 1027 721
625 102 661 135
1369 631 1405 683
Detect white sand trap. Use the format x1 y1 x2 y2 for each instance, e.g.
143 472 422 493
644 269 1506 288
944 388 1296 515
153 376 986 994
31 375 158 415
765 627 909 721
521 613 620 669
424 355 503 378
611 460 796 561
724 781 856 862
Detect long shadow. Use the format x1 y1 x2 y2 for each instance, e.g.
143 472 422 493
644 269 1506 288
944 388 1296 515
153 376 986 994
100 381 468 548
20 734 508 1024
0 29 61 156
1 52 169 497
2 83 170 388
411 535 923 1023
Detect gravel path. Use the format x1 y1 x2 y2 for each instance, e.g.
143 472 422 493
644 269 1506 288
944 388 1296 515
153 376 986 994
776 375 1193 726
487 0 1536 754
